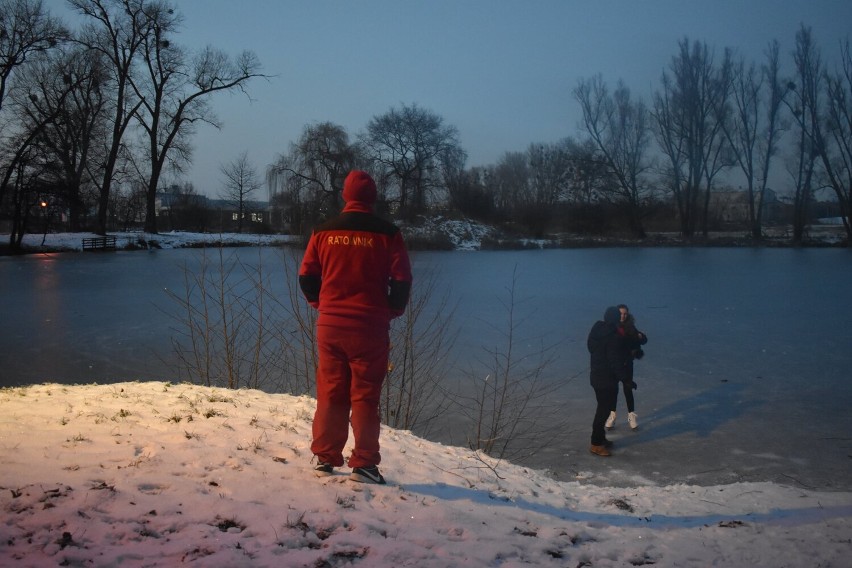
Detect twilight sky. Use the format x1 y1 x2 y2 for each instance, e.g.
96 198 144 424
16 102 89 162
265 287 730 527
47 0 852 197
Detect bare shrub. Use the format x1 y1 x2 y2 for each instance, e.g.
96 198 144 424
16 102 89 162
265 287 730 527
453 266 569 464
383 263 457 437
165 246 295 391
264 247 318 395
164 245 454 439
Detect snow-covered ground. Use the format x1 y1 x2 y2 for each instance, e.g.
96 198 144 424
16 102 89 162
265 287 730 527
404 216 497 250
1 382 851 567
16 231 297 252
15 220 493 253
14 222 490 253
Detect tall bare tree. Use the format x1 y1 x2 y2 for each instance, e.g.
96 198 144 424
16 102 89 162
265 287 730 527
70 0 156 235
652 38 732 236
131 3 264 234
437 138 468 214
2 45 85 247
785 26 823 244
219 151 260 233
721 41 788 239
821 38 852 244
34 46 108 231
0 0 67 223
575 75 652 237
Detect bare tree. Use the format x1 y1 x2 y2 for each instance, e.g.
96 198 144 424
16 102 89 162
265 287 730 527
575 75 653 237
33 45 109 231
166 247 294 392
0 0 67 225
652 38 732 236
521 141 574 236
559 137 612 206
132 18 265 233
219 151 261 233
490 151 530 214
268 121 358 233
785 26 824 244
820 38 852 244
3 139 50 247
108 178 145 230
361 102 465 220
69 0 155 235
0 0 67 113
485 139 611 234
528 141 573 209
699 51 735 235
1 45 85 247
721 41 788 239
383 265 457 437
437 138 469 214
453 267 568 465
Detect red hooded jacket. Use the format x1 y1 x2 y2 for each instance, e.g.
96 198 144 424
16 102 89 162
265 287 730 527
298 171 412 329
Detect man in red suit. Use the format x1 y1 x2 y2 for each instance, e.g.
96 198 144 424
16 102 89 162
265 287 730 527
299 170 412 484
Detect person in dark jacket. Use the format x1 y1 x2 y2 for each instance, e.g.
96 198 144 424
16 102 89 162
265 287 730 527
587 306 629 456
299 170 412 484
606 304 648 430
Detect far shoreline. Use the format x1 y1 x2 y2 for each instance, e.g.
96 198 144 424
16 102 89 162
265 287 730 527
1 225 849 256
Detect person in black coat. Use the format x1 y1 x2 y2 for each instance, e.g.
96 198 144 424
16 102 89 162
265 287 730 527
587 306 629 456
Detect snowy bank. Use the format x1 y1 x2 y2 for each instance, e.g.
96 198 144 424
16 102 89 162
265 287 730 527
2 382 851 567
13 231 296 253
9 221 849 256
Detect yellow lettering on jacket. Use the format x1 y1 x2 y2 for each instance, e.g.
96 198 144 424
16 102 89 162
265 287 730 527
326 234 374 247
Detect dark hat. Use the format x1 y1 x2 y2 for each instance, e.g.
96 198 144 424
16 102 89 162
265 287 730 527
343 170 377 204
604 306 621 326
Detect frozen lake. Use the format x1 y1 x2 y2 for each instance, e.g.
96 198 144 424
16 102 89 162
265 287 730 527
2 246 851 490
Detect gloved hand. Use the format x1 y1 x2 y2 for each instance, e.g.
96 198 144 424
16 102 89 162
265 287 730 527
631 381 638 390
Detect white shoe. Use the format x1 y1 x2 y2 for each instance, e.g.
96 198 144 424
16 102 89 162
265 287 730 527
605 411 616 429
628 412 638 430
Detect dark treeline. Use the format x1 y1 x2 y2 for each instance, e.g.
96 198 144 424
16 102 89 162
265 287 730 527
2 0 851 250
0 0 264 249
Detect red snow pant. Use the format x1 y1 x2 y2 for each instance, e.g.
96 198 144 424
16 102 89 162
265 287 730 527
311 323 389 468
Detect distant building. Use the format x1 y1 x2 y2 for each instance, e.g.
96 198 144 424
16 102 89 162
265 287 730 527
207 198 273 232
155 192 278 233
708 188 784 227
